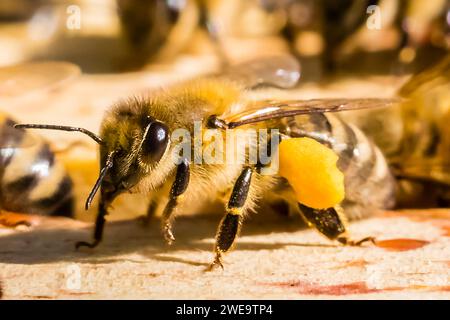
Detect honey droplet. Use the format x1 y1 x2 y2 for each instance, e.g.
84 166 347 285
375 238 430 252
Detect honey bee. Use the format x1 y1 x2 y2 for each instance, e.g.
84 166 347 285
0 113 74 224
16 56 398 269
341 54 450 206
391 55 450 205
0 62 79 226
117 0 201 65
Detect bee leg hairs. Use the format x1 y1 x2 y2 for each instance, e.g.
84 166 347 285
207 166 253 271
161 158 190 245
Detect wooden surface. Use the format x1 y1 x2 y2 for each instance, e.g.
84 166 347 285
1 209 449 299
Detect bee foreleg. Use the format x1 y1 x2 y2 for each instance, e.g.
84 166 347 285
298 203 375 246
207 167 253 271
161 158 190 245
75 200 108 249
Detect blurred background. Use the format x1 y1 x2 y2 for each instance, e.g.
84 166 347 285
0 0 448 78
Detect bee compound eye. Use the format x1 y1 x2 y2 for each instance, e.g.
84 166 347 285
142 121 169 162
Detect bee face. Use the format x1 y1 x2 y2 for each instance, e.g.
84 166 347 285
100 108 172 197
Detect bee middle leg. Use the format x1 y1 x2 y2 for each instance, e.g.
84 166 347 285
298 203 375 246
140 198 158 226
207 166 253 271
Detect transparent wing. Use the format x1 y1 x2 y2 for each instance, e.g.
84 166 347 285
221 98 400 128
222 54 301 89
0 61 81 98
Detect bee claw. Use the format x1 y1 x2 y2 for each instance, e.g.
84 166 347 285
75 240 100 250
163 224 175 245
164 237 175 246
337 236 376 246
205 253 224 272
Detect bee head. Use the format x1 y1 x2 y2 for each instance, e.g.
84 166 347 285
15 105 173 210
95 113 172 205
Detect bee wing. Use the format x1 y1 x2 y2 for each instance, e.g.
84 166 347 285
0 61 81 98
221 98 399 128
223 54 301 89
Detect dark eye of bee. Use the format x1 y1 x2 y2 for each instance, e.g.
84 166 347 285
142 120 169 162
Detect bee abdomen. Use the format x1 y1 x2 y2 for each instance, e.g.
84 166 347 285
328 116 396 219
284 113 396 220
0 116 74 217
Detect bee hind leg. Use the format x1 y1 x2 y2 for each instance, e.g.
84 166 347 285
298 203 375 246
206 167 253 271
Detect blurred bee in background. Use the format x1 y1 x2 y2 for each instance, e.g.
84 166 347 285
388 54 450 206
0 0 447 74
0 0 219 71
225 0 448 75
0 0 445 75
0 113 74 225
0 62 79 227
116 0 201 67
116 0 448 76
341 54 450 207
16 56 398 269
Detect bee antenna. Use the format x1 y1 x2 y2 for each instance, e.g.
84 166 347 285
14 124 103 144
85 151 115 210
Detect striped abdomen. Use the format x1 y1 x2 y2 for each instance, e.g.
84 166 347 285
278 113 396 220
0 115 74 217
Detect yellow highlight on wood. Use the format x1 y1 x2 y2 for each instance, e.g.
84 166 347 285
279 137 345 209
